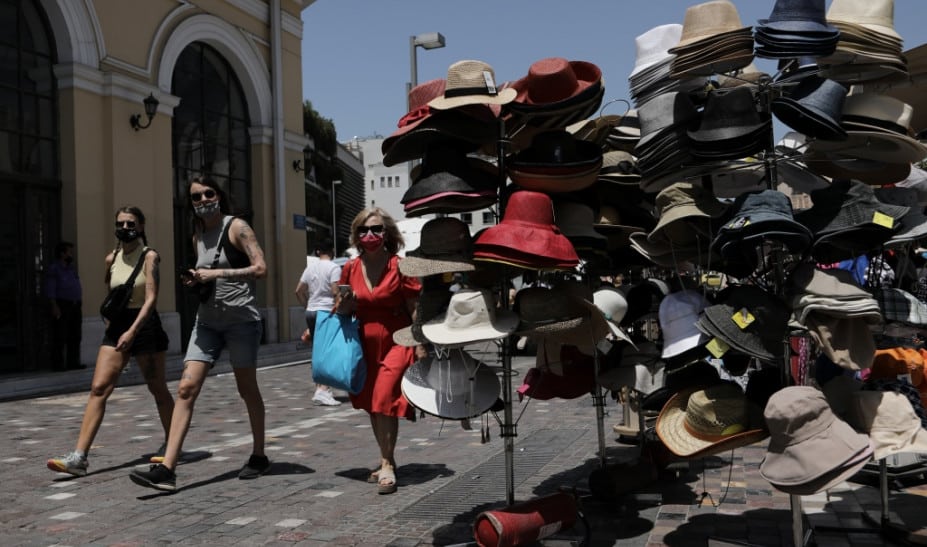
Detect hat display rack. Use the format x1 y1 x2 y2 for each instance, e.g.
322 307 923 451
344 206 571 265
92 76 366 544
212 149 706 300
382 1 927 543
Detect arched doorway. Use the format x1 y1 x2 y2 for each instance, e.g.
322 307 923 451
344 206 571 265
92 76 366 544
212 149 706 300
171 41 252 347
0 0 59 373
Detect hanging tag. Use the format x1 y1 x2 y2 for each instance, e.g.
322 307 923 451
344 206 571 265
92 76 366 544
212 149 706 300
727 216 751 230
731 308 755 330
482 71 497 95
872 211 894 229
706 337 730 358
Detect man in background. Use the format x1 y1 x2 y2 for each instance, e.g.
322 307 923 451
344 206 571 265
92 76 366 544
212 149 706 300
46 241 85 370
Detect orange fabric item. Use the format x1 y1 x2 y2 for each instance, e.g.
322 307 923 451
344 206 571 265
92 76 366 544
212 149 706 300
870 347 924 388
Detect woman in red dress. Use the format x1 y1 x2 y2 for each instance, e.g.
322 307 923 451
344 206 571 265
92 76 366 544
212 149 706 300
337 207 420 494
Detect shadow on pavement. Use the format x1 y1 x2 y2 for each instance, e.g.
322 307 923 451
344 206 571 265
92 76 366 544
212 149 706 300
266 462 314 476
335 462 454 485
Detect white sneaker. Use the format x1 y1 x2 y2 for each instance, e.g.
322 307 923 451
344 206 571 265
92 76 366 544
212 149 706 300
312 389 341 406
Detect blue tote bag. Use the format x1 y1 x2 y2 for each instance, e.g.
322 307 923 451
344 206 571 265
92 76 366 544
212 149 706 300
311 310 366 394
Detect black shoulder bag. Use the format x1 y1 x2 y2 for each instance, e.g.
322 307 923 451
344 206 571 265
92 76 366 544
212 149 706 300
100 248 150 320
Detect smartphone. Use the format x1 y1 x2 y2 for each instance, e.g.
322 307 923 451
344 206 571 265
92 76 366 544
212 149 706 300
178 267 194 279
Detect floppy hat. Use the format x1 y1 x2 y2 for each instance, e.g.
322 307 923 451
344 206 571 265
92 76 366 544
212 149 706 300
761 386 872 489
655 381 768 459
846 390 927 460
771 75 848 141
401 348 500 420
659 289 710 359
509 57 602 107
421 288 519 347
399 217 475 278
428 60 516 110
593 287 635 345
473 190 579 268
700 285 791 363
649 181 728 246
393 288 453 347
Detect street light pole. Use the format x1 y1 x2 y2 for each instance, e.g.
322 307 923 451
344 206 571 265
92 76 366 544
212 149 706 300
331 179 342 256
408 32 446 111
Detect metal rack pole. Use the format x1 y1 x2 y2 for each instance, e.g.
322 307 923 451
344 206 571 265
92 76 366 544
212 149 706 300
497 116 517 506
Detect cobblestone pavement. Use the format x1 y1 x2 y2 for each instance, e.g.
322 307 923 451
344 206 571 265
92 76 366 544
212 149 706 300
2 349 926 546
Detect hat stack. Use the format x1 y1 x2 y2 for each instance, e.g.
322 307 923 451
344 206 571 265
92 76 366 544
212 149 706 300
667 0 754 80
635 92 714 194
795 179 908 262
604 110 642 154
819 0 907 84
505 57 605 134
507 130 603 194
473 190 579 270
789 263 882 371
628 24 708 108
808 93 927 173
771 75 849 141
761 386 873 496
711 189 812 278
753 0 841 60
381 78 499 167
696 284 791 364
687 87 773 162
400 143 500 217
872 187 927 248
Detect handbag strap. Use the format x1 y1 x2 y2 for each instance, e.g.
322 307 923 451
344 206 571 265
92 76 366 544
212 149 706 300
119 247 150 290
209 216 233 270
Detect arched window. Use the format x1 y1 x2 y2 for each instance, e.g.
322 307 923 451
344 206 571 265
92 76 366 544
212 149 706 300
0 0 59 372
171 42 251 343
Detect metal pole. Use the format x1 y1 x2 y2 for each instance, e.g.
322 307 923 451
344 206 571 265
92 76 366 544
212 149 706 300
331 180 337 256
408 35 418 110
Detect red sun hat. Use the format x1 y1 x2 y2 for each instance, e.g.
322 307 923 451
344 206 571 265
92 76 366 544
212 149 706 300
510 57 602 106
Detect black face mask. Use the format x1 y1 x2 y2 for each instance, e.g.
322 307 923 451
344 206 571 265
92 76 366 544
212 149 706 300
115 228 140 243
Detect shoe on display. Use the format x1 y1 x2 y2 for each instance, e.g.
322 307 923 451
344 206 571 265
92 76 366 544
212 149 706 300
129 463 176 491
238 454 271 479
312 389 341 406
46 451 88 477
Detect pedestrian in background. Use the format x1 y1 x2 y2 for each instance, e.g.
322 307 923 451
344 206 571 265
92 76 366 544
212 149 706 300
295 239 342 406
337 207 421 495
45 241 84 371
47 206 173 477
129 176 268 492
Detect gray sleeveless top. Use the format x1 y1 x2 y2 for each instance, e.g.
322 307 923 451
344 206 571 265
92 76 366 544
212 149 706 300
195 215 261 325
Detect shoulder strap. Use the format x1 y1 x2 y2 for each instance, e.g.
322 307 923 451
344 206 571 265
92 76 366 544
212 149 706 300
211 216 233 269
122 248 150 289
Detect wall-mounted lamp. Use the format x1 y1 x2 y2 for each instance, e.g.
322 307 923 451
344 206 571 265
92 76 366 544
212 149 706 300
130 93 159 131
293 159 305 173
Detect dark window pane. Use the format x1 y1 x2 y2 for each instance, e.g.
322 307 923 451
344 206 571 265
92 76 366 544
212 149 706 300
21 5 51 56
37 96 53 137
0 3 16 48
0 87 18 131
0 130 18 172
0 44 17 87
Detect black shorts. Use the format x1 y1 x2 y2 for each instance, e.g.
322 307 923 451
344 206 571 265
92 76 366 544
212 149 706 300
102 308 169 355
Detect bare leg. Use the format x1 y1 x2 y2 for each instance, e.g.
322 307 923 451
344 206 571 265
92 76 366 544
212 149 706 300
371 413 399 471
74 345 130 453
161 360 210 470
233 367 265 457
135 352 174 439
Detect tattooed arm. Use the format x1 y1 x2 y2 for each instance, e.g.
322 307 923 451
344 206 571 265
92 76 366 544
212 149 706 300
220 217 267 281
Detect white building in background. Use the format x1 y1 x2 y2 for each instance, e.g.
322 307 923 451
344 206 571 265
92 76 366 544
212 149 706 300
341 136 498 235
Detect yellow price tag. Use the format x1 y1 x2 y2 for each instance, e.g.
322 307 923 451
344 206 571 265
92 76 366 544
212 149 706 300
706 337 730 358
731 308 755 330
872 211 894 229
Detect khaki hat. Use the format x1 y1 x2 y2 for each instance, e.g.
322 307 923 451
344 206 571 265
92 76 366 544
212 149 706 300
669 0 751 50
428 60 516 110
421 288 519 347
846 390 927 460
827 0 901 41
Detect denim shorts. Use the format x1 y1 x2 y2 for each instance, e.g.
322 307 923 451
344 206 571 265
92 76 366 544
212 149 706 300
184 319 262 368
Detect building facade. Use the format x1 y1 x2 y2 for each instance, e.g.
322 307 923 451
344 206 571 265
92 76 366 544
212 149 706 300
2 0 316 374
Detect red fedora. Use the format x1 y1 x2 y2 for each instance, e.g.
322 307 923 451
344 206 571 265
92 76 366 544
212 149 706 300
509 57 602 107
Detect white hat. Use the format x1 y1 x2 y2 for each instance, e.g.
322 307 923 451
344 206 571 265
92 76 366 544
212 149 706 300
422 288 519 347
629 24 684 79
401 348 500 419
659 289 710 358
593 287 635 345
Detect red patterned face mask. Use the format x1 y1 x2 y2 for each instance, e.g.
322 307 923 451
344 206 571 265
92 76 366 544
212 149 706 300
359 233 384 252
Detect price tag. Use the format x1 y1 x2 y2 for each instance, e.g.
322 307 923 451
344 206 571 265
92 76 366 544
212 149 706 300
872 211 894 229
731 308 755 330
706 337 730 358
482 71 497 95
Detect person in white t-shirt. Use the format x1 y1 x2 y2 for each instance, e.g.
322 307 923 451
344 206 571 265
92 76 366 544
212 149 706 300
295 239 343 406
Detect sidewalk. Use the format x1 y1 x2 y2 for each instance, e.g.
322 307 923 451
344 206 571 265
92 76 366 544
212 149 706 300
2 346 926 546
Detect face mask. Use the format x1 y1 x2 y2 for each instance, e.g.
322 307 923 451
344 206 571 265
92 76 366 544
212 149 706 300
194 201 221 218
359 233 384 252
115 228 139 243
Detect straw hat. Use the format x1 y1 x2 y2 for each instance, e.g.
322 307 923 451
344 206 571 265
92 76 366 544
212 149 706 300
428 60 516 110
655 382 769 459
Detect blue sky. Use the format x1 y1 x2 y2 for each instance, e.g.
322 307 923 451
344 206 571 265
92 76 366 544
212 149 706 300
301 1 927 143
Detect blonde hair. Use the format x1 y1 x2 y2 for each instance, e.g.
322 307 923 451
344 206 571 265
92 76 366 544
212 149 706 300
349 207 404 255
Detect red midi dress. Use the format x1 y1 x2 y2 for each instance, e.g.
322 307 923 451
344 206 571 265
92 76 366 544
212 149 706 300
341 255 421 419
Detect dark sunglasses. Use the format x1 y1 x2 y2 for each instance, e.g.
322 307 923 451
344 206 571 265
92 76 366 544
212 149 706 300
114 220 137 228
357 224 385 236
191 189 217 203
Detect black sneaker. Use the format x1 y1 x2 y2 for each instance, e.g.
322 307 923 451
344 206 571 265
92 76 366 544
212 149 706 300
129 464 176 491
238 454 271 479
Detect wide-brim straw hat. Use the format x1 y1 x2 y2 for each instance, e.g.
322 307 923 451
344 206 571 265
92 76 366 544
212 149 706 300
655 382 769 459
401 348 500 420
428 60 516 110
